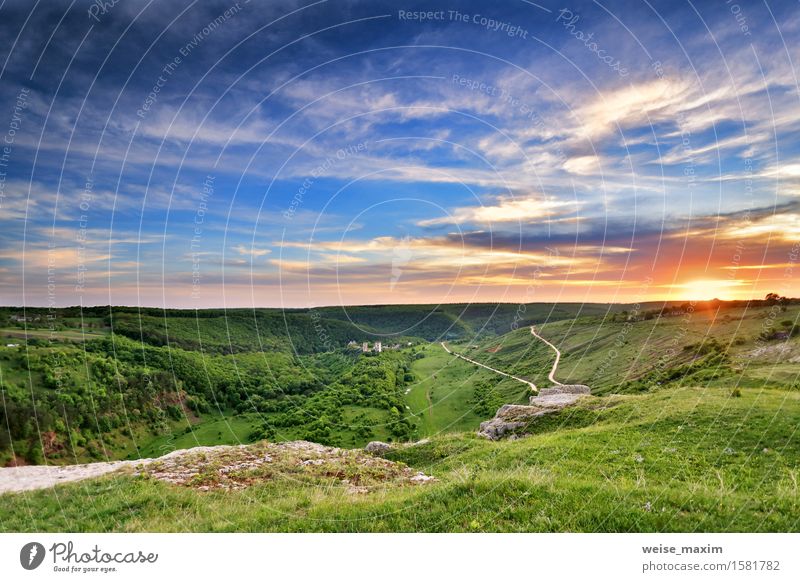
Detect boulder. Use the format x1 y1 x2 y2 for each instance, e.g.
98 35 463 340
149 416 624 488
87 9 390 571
478 405 555 440
530 392 583 408
365 441 393 455
540 384 591 395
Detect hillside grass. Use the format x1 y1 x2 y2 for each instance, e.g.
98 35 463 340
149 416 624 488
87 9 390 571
133 413 262 459
459 304 800 393
2 386 797 532
406 343 530 437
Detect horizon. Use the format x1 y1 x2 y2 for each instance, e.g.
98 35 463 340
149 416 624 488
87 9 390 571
1 294 792 312
1 1 798 308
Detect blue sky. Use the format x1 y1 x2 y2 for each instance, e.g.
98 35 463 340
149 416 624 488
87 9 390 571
0 0 798 307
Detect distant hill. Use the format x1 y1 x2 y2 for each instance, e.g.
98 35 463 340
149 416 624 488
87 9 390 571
457 301 800 394
0 298 797 468
0 302 630 354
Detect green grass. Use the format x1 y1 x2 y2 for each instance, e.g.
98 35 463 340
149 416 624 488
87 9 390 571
407 343 530 437
2 386 797 532
134 414 262 459
459 305 800 393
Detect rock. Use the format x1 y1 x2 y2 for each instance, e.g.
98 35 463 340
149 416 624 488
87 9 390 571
530 385 590 407
530 393 582 408
2 440 432 495
408 438 430 447
478 404 555 440
539 385 591 396
409 472 436 483
365 441 393 455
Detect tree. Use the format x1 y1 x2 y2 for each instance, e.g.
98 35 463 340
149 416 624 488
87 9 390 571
765 293 781 304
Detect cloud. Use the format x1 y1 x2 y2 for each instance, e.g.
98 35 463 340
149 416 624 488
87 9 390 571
417 195 580 226
562 155 601 175
232 244 271 257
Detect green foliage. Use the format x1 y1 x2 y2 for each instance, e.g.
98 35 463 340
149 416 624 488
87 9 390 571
3 301 799 466
470 381 503 417
2 387 798 532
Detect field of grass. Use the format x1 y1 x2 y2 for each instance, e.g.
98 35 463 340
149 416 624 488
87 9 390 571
134 413 262 459
2 300 798 533
2 385 797 532
458 304 800 394
406 343 530 437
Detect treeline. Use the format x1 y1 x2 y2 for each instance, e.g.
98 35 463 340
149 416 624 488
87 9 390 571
0 302 632 347
0 334 336 463
0 343 196 462
108 311 369 355
0 332 418 463
251 350 416 445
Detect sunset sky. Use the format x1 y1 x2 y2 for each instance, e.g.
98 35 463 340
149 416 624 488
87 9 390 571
0 0 798 308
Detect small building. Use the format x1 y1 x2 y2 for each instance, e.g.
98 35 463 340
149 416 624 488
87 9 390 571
362 342 369 352
374 341 382 353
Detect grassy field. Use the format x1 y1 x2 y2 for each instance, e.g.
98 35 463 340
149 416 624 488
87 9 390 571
2 301 798 532
458 304 800 394
134 414 262 459
406 343 530 437
1 386 797 532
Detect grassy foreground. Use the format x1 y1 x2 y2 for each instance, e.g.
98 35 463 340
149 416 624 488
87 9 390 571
1 386 798 532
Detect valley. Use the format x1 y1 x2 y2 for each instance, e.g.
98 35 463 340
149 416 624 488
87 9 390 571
1 298 798 532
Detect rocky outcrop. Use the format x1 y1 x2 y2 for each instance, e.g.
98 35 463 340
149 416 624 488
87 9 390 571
540 385 591 395
530 385 590 407
1 440 436 495
480 386 592 440
135 440 435 492
478 404 556 440
365 441 393 455
530 392 583 407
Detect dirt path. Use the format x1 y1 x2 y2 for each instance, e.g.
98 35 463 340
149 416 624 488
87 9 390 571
0 459 144 495
530 326 564 386
441 327 564 393
440 341 538 393
425 388 433 422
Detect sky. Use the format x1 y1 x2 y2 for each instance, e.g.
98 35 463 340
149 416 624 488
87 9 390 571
0 0 798 308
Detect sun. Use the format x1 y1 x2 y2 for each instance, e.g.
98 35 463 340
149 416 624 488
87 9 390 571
670 279 747 301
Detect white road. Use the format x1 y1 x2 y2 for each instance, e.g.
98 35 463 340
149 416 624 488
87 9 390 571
440 341 538 393
530 326 564 386
441 326 564 393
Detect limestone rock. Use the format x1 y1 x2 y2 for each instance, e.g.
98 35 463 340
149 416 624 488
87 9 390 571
365 441 393 455
539 385 591 395
478 404 555 440
530 392 583 408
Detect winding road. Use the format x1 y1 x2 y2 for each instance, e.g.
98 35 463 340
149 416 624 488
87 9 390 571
530 326 564 387
441 340 539 393
441 326 564 394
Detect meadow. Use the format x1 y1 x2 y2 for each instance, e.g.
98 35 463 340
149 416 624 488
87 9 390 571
1 298 798 532
1 386 797 532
